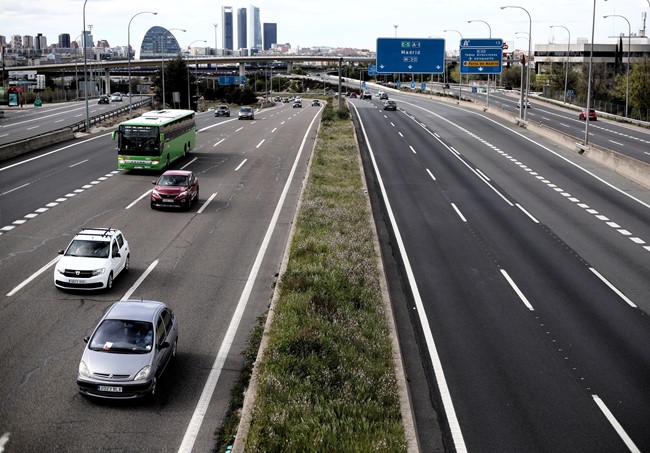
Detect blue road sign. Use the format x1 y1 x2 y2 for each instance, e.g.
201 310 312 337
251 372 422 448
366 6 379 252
368 64 378 75
421 82 427 90
396 80 401 89
376 38 445 74
218 76 247 85
362 81 367 89
459 38 503 74
410 80 416 89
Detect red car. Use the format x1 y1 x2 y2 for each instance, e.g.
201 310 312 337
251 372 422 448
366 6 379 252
151 170 199 210
579 108 597 121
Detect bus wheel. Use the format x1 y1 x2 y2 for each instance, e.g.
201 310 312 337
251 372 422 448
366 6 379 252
165 155 171 169
184 144 188 157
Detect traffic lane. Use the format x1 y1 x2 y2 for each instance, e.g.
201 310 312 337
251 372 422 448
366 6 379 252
469 91 650 162
355 103 641 450
0 107 318 451
0 132 118 232
0 101 126 145
410 123 650 450
396 97 650 310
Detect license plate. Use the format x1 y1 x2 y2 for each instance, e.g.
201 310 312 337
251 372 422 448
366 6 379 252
162 199 174 203
98 385 122 392
69 279 83 284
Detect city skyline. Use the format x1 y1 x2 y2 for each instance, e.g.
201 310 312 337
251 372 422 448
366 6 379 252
2 0 649 53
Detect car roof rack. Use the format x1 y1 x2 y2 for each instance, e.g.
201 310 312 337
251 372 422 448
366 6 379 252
77 228 116 238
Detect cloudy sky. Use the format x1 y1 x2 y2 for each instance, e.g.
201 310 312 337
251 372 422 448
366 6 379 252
2 0 648 51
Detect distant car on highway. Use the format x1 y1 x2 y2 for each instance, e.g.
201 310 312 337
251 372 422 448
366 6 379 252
98 95 110 104
379 92 388 100
579 108 597 121
76 299 178 399
361 91 372 100
293 99 302 108
312 99 321 106
383 100 397 111
238 106 255 120
111 93 123 102
214 105 230 117
517 98 531 108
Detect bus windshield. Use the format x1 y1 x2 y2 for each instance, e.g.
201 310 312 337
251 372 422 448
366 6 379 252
118 125 161 156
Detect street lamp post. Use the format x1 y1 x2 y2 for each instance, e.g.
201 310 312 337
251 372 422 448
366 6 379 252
603 14 631 117
82 0 90 131
160 28 186 108
394 25 398 37
186 40 207 110
468 19 492 108
584 0 597 147
550 25 571 105
444 29 463 102
128 10 157 118
501 5 532 123
515 31 529 120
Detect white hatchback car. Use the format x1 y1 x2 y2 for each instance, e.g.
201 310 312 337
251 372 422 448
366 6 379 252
54 228 130 291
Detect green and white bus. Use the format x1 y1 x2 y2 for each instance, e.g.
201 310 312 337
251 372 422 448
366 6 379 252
113 109 196 170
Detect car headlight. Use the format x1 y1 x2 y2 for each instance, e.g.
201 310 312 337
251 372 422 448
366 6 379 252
55 266 65 275
91 268 105 276
79 361 90 378
152 189 160 197
134 365 151 381
179 189 189 197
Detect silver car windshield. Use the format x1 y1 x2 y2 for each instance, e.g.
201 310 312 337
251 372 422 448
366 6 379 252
89 319 154 353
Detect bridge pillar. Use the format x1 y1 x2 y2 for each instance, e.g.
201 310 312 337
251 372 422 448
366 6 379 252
239 62 246 77
286 61 293 74
104 69 111 95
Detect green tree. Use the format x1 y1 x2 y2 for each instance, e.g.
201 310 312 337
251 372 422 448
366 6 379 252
627 56 650 119
151 57 194 110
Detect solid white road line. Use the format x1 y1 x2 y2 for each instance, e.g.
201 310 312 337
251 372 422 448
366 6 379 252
121 260 159 301
196 193 217 214
500 269 535 311
235 159 247 171
589 267 637 308
125 190 152 210
592 395 641 453
6 256 60 297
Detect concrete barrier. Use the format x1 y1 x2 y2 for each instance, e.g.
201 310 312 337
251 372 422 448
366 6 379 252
0 129 75 162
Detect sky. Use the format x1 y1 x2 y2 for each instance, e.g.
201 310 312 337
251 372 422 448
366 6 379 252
1 0 649 52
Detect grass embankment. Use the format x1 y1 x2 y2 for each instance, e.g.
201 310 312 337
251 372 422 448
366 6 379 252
242 100 407 451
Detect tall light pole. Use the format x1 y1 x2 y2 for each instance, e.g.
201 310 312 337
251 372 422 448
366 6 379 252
444 29 463 102
550 25 571 104
213 23 218 55
82 0 90 131
186 40 207 110
515 32 529 120
468 19 492 108
160 28 185 108
128 10 157 118
603 14 631 117
394 25 398 37
584 0 597 147
501 5 532 123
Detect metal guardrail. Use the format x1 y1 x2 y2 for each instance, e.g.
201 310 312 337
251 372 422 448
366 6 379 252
70 98 153 133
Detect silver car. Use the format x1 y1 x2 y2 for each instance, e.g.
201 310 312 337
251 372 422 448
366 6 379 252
77 300 178 399
238 106 255 120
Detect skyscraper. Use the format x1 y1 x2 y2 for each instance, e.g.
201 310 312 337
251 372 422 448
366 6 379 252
222 7 234 51
263 23 277 51
59 34 71 48
237 8 247 50
249 5 262 53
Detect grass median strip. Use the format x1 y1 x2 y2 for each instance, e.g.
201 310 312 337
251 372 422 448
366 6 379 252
239 100 407 451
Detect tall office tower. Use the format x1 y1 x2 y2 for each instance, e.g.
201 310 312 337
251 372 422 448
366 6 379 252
237 8 247 50
263 23 277 51
35 34 47 52
59 33 71 48
222 7 234 51
22 35 34 49
249 5 262 53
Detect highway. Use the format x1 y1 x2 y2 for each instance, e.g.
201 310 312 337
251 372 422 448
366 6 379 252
1 90 649 452
0 102 321 451
350 93 650 452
